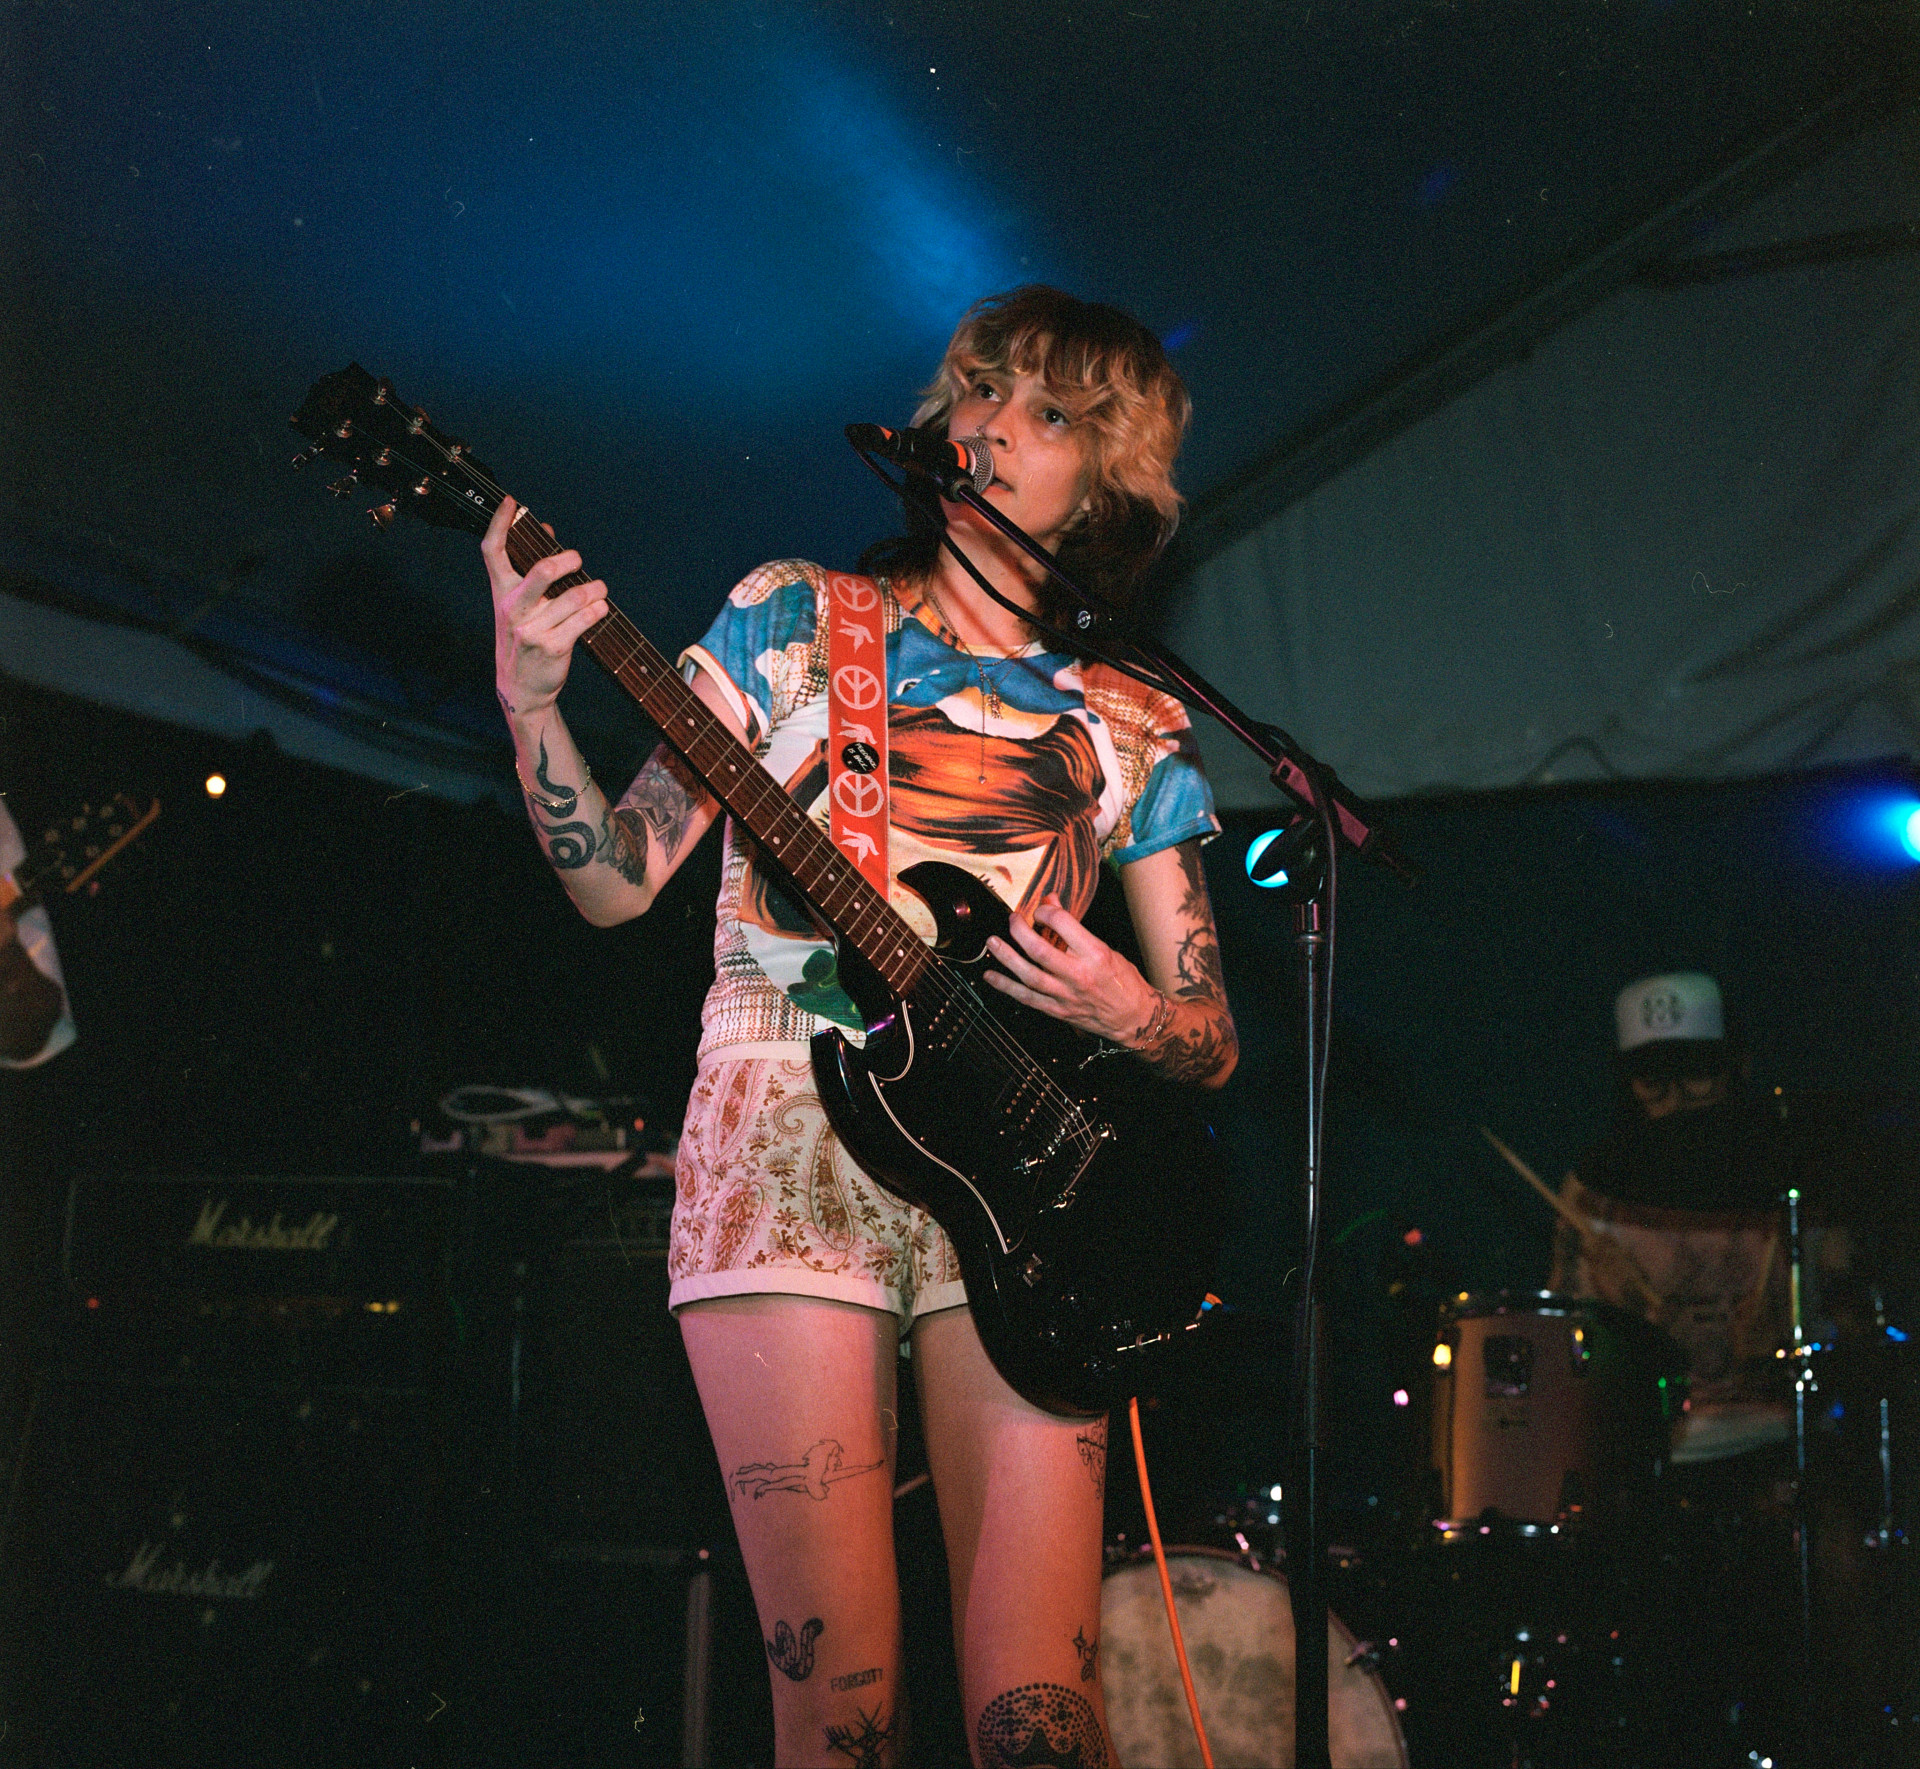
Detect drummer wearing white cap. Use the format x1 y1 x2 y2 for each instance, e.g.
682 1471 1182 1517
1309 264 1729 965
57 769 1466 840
1549 971 1796 1465
1544 971 1886 1763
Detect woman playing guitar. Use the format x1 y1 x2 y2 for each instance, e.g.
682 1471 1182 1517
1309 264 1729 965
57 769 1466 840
483 286 1235 1769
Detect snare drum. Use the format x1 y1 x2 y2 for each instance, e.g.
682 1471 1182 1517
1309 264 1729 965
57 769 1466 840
1100 1547 1407 1768
1430 1291 1682 1537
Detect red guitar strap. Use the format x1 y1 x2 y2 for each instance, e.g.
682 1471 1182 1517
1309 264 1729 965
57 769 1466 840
823 571 890 895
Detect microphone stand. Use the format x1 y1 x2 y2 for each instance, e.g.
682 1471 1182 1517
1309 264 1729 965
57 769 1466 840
870 448 1415 1769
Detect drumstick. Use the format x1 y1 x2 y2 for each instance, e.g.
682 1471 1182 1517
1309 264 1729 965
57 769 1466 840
1478 1126 1594 1235
1478 1126 1661 1308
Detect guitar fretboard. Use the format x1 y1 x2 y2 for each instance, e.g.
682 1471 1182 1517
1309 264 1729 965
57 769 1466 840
504 513 929 995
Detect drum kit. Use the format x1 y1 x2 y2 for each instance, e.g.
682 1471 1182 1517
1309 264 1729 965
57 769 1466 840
1097 1287 1918 1768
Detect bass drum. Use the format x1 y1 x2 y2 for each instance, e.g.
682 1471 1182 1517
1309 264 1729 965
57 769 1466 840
1101 1548 1407 1769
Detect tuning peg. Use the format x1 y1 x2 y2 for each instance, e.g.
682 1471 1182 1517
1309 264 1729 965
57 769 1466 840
368 504 397 529
327 473 360 498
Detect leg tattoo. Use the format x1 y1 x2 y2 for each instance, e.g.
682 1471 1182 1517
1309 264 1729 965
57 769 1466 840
766 1616 824 1681
731 1439 885 1501
823 1703 897 1767
977 1683 1107 1769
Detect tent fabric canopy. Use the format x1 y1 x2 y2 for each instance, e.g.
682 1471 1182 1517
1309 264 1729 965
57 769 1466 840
1165 107 1920 809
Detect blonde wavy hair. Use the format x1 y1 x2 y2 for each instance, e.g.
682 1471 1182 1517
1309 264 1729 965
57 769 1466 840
862 286 1191 610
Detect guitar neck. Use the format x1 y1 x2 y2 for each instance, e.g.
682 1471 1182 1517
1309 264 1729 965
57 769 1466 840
502 512 928 996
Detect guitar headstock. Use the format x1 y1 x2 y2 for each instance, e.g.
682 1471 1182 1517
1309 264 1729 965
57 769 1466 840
290 364 500 537
8 793 161 910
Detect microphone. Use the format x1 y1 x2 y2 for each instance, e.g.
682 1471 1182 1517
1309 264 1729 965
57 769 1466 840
846 424 994 495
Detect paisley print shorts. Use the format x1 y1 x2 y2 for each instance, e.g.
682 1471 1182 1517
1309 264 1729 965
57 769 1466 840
668 1050 967 1326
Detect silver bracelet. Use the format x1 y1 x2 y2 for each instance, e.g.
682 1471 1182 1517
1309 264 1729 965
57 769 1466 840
1135 991 1177 1053
517 761 591 815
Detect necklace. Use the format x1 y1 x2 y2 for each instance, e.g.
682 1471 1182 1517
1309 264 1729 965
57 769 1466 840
920 581 1030 781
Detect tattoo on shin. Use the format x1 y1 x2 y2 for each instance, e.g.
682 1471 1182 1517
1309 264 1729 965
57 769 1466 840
1072 1625 1099 1683
977 1683 1108 1769
832 1666 884 1693
765 1616 824 1681
823 1704 897 1767
731 1439 885 1501
1075 1421 1107 1495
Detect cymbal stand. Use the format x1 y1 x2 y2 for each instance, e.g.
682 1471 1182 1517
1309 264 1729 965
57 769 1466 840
1784 1185 1816 1751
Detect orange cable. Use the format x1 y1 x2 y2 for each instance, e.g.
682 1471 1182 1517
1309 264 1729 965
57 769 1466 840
1128 1395 1215 1769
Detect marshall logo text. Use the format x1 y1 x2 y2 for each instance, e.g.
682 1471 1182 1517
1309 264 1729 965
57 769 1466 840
107 1541 276 1599
188 1197 339 1253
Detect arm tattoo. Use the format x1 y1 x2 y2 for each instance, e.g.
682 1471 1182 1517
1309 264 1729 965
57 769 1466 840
978 1684 1107 1769
602 808 650 886
523 738 597 870
618 745 706 864
1144 1014 1238 1086
1134 841 1237 1084
1172 922 1227 999
1173 838 1211 921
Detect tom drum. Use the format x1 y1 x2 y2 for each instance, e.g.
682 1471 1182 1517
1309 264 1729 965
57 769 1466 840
1430 1290 1683 1537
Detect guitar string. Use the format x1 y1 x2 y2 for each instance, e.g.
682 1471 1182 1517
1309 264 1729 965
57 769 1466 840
374 404 1099 1156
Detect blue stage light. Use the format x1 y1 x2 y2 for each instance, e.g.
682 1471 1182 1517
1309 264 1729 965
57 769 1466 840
1871 797 1920 863
1841 794 1920 867
1245 827 1290 889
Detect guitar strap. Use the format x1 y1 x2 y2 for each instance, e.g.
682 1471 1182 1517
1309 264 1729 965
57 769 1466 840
823 571 890 895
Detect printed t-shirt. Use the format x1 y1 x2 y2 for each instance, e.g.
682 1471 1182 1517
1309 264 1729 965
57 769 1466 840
677 560 1219 1060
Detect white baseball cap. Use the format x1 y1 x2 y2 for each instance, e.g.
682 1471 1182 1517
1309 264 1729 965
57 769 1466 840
1615 972 1725 1055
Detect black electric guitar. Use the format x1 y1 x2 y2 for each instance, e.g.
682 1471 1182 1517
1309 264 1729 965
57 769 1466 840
291 365 1225 1416
2 793 161 916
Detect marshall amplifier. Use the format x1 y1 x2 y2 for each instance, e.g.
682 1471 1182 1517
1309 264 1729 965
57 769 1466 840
0 1380 451 1768
55 1174 460 1387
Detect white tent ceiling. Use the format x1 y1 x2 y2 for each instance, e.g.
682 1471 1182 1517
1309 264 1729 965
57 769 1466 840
1166 104 1920 809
